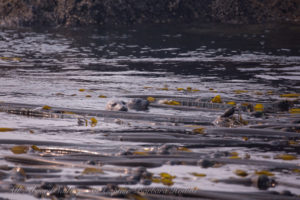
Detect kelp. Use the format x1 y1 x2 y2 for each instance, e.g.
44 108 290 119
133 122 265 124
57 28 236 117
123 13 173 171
10 145 29 154
255 170 274 176
150 172 176 186
190 172 206 177
0 128 16 132
0 57 21 61
0 102 213 125
1 96 300 199
280 93 300 98
211 95 222 103
234 169 248 177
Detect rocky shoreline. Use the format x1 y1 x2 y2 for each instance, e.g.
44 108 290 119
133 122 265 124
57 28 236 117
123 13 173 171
1 0 300 27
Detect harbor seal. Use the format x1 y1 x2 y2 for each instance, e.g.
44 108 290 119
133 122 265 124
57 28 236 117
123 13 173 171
127 98 149 111
105 98 149 112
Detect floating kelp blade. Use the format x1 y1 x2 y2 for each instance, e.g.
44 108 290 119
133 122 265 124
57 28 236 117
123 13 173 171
0 128 16 132
191 172 206 177
289 108 300 114
280 93 300 98
42 105 52 110
0 102 213 125
211 95 222 103
234 169 248 177
10 145 29 154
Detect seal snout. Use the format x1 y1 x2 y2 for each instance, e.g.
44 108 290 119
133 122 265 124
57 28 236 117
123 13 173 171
119 105 129 111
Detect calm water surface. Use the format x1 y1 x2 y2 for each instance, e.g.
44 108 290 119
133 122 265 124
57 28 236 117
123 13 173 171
1 24 300 107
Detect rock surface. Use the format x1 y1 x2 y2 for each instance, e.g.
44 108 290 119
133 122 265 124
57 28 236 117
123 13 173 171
0 0 300 27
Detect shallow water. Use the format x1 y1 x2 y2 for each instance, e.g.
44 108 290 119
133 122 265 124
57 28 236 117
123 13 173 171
0 23 300 199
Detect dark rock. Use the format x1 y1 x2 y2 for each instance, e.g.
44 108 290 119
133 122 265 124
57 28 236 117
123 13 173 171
211 0 300 24
1 0 300 27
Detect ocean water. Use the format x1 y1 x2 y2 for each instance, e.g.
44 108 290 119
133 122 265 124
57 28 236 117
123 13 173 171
0 23 300 199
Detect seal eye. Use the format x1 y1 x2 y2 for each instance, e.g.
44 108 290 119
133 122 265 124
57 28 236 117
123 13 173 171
112 103 117 107
121 101 126 105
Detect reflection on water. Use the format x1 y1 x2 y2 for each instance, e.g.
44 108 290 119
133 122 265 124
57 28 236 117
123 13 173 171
1 24 300 108
0 23 300 197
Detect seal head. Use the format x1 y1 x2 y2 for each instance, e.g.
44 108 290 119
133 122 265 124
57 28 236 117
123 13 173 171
106 100 128 111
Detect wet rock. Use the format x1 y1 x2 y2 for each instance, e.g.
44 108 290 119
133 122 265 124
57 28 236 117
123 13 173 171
211 0 300 24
